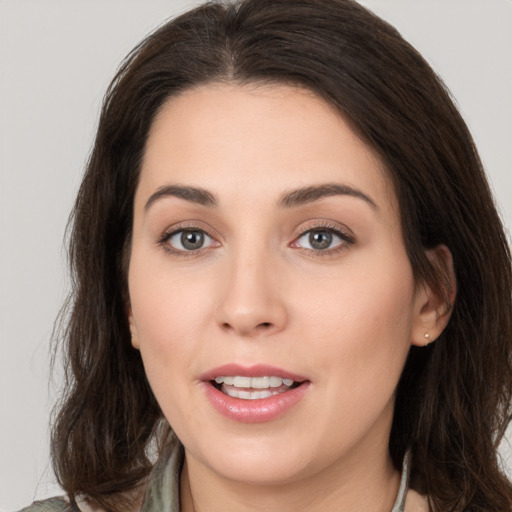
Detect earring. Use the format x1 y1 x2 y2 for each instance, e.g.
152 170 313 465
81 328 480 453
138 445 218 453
424 333 430 346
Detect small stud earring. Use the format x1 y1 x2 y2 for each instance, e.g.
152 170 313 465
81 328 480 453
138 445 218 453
424 333 430 346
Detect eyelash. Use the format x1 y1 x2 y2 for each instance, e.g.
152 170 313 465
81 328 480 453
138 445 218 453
291 222 355 257
158 222 355 257
158 223 218 257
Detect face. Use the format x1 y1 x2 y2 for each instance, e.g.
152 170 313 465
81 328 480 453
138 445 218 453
128 84 431 486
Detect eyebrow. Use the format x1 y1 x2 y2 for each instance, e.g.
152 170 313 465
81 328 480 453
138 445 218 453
144 185 217 211
144 182 377 211
277 183 377 210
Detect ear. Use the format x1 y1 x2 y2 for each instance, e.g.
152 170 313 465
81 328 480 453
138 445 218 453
127 305 140 350
411 245 456 347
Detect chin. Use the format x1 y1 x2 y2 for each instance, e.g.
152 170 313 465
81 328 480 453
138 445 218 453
210 456 310 486
184 428 321 486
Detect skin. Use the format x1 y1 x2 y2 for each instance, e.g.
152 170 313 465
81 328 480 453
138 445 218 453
128 84 452 512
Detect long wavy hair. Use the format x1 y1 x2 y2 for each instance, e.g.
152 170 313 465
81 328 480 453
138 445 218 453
51 1 512 510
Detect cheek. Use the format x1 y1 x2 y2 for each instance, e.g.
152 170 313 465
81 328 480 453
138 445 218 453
294 257 415 445
129 247 211 331
127 255 215 388
128 266 208 423
300 253 416 381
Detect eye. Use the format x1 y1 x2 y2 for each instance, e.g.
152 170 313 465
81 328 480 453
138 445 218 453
293 228 351 252
164 229 217 252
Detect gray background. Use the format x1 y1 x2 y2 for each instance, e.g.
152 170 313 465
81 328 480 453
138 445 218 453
1 1 511 510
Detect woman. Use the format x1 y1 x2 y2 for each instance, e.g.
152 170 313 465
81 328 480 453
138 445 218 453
21 0 512 510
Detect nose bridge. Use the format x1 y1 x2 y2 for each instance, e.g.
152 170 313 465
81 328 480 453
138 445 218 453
216 241 287 337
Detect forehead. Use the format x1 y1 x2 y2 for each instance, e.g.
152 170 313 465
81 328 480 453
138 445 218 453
138 83 395 213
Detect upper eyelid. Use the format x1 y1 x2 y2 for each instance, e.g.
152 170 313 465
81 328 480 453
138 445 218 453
297 227 345 238
294 228 352 246
293 220 354 239
159 221 217 240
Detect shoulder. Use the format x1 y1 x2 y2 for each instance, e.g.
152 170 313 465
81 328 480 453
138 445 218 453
404 489 430 512
17 485 145 512
17 497 75 512
17 496 110 512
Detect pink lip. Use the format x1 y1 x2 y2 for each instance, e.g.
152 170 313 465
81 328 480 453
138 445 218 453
200 364 310 423
200 363 308 382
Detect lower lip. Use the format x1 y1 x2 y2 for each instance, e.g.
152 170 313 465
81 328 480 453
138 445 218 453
202 381 310 423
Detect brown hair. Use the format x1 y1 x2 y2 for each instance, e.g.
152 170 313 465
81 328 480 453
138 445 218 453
51 1 512 510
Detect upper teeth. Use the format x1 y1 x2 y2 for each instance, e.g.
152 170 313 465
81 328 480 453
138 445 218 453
214 376 294 388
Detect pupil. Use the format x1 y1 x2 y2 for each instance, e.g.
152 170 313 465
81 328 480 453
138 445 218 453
310 230 332 250
181 231 204 250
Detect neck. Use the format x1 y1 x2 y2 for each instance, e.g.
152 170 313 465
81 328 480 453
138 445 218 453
180 445 401 512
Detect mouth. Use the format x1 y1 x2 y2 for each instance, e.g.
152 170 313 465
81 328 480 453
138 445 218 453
211 375 302 400
200 364 310 422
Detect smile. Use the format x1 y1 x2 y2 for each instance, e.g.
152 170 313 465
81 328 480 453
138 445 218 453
201 365 310 422
213 375 299 400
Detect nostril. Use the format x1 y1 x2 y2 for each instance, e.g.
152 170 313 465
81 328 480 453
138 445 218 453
219 319 279 336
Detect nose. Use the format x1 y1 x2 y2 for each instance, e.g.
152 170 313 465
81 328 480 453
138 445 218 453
215 249 288 338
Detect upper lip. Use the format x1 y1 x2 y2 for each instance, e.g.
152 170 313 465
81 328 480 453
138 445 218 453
200 364 308 383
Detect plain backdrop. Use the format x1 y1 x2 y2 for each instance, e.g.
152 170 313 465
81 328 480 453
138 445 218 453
1 1 511 510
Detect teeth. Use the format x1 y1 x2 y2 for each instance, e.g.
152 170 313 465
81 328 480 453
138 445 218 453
223 387 282 400
214 376 295 389
234 376 251 388
251 376 269 389
215 376 234 385
269 376 282 387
